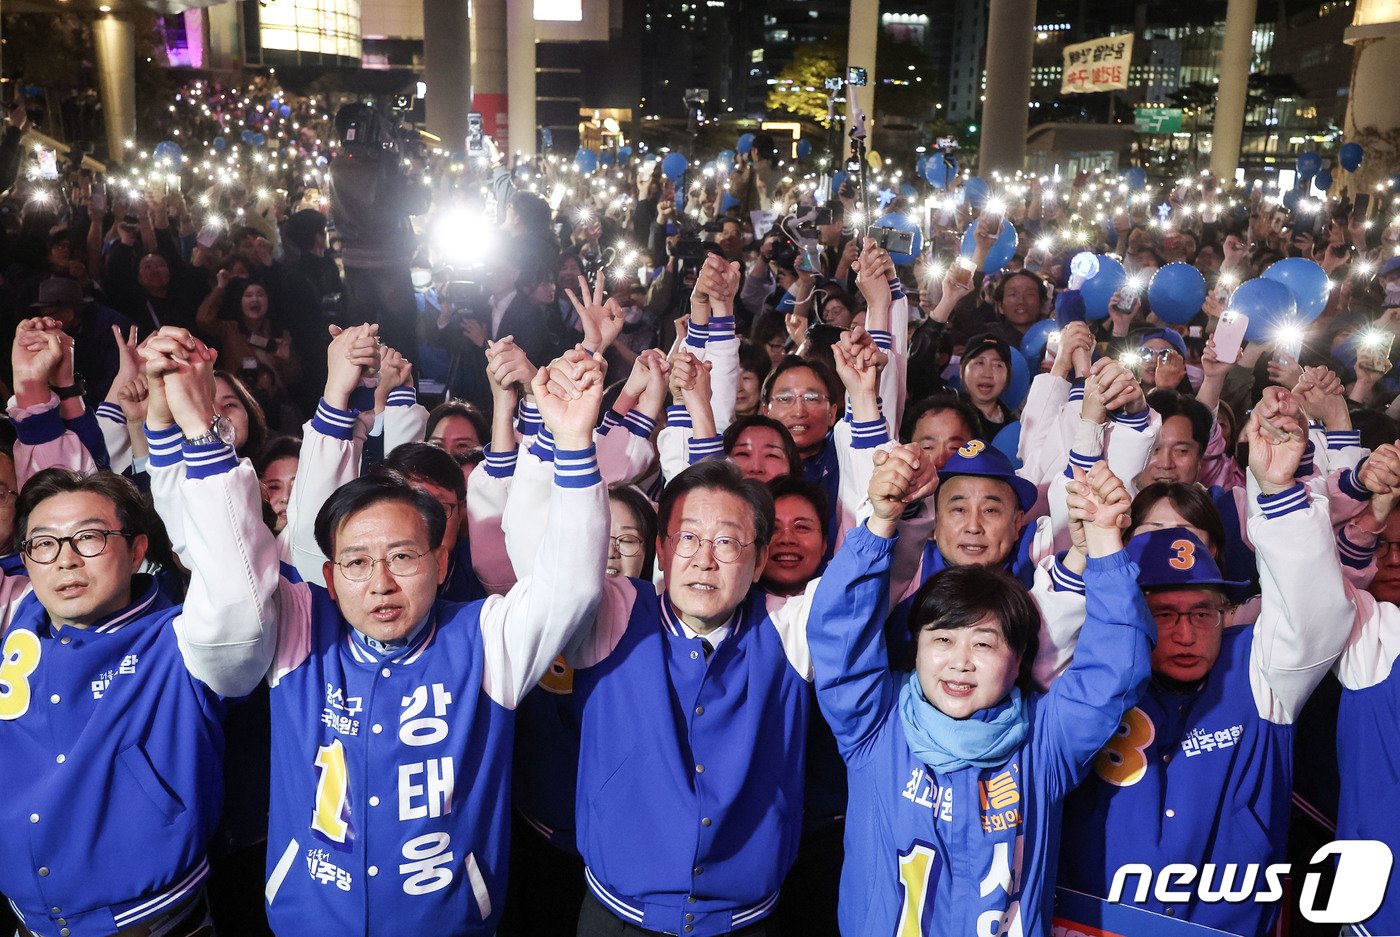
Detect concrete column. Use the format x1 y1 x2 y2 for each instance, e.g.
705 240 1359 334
1209 0 1258 179
92 15 136 164
469 0 508 145
506 0 535 158
978 0 1037 176
424 0 471 156
846 0 879 148
1342 1 1400 191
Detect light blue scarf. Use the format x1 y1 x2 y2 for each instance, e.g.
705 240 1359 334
898 673 1029 773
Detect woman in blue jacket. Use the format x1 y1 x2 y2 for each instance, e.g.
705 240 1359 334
807 444 1156 936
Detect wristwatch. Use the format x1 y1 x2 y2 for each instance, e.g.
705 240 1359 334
185 414 236 448
51 375 86 400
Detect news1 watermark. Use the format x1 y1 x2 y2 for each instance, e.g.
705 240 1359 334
1107 841 1394 924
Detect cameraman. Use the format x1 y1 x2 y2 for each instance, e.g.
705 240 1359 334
326 101 430 361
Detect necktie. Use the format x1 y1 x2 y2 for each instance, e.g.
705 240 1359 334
700 638 715 661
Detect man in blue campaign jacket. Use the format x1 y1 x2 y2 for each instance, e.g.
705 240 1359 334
569 459 816 937
1051 388 1356 936
0 324 278 937
241 327 608 936
807 444 1154 936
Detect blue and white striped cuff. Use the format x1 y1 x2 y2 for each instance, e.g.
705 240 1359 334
688 435 724 464
183 439 238 478
313 399 358 441
1294 441 1316 480
1050 553 1086 594
483 444 518 479
1338 526 1379 570
870 329 894 351
144 424 183 468
386 386 417 408
95 401 125 424
623 409 657 438
598 410 623 436
708 315 737 343
849 417 889 449
529 426 556 463
1338 463 1372 502
1326 430 1361 451
666 404 692 430
1257 483 1309 519
554 445 601 488
889 277 905 300
686 319 710 349
1064 449 1104 477
516 400 543 437
1068 382 1086 403
13 406 64 445
1113 410 1150 432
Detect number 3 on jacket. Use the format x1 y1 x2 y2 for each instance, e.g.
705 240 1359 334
1093 707 1155 787
0 630 41 720
896 843 939 937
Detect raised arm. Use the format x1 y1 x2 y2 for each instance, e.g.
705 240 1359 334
8 318 96 484
142 327 280 696
478 348 609 708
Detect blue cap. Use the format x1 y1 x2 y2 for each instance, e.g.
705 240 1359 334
1126 528 1248 591
1137 327 1188 361
937 440 1038 512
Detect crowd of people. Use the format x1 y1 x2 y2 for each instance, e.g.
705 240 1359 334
0 86 1398 937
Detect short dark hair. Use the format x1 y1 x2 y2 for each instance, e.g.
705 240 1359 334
908 565 1041 689
994 270 1048 307
900 394 984 445
214 370 269 457
738 341 772 386
609 485 658 580
314 472 448 557
767 474 831 542
1146 389 1212 455
426 401 489 449
385 442 466 500
254 435 302 478
658 460 775 550
1129 483 1226 551
17 469 152 553
722 414 802 478
761 354 841 406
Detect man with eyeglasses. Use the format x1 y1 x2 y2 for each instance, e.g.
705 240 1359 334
248 328 608 935
0 325 279 937
1046 391 1356 935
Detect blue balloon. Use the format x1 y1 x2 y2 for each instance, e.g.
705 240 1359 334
715 149 735 171
1081 255 1127 321
1122 166 1147 191
736 133 755 155
1005 348 1031 410
1314 169 1333 192
1147 262 1207 325
1020 318 1059 359
253 133 267 147
600 149 616 166
1296 151 1322 178
959 219 1019 274
721 192 740 212
1232 278 1299 343
831 171 848 200
241 129 255 144
1339 142 1364 172
962 176 990 209
991 421 1024 469
1261 257 1331 323
900 183 917 199
575 148 598 174
925 152 957 189
875 212 923 266
279 104 292 118
153 140 182 165
662 152 689 180
211 137 227 152
617 146 633 164
796 139 812 159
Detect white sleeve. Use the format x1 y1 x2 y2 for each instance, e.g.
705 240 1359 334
872 297 909 439
501 439 556 579
764 587 815 682
695 319 739 434
1248 480 1356 724
1017 375 1074 487
1029 553 1088 690
833 418 889 551
285 402 369 587
479 450 607 708
9 395 96 485
383 389 430 453
465 447 518 595
267 578 315 688
657 407 693 485
144 426 189 559
1105 409 1161 500
1334 584 1400 691
95 402 133 476
169 451 282 697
